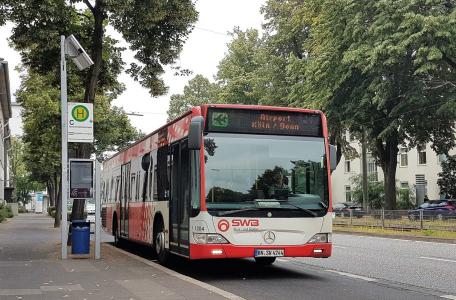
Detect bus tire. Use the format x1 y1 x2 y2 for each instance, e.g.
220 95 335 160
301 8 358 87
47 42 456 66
153 218 169 265
254 257 276 265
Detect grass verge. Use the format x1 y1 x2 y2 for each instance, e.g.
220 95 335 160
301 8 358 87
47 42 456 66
334 225 456 240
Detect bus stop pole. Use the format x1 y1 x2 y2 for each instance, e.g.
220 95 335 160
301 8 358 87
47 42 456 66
95 160 101 259
60 35 68 259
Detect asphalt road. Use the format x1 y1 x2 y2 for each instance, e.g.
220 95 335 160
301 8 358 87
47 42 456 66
3 215 454 299
118 233 456 300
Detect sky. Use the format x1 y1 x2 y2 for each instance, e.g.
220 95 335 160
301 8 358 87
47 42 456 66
0 0 266 136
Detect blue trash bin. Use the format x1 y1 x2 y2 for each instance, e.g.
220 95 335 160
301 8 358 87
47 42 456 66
71 220 90 254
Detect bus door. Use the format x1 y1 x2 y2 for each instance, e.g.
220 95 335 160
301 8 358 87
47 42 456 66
120 162 131 237
169 140 191 256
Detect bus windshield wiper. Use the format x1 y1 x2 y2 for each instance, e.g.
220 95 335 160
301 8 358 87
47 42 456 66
277 201 318 217
217 207 261 216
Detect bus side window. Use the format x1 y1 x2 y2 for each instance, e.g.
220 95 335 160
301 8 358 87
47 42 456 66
110 177 114 202
115 177 121 203
157 146 169 200
137 171 140 201
130 174 136 202
153 165 158 200
150 151 157 201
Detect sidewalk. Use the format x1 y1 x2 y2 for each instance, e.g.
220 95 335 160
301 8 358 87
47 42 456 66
0 214 238 300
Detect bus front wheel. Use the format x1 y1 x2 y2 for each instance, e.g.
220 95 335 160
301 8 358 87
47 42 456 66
254 257 276 265
154 221 169 265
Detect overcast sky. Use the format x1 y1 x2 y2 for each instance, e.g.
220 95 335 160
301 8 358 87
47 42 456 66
0 0 266 135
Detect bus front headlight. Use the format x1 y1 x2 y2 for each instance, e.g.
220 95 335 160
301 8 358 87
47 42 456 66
193 233 229 244
308 233 331 243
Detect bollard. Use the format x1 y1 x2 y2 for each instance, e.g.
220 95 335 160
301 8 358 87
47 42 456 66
349 210 353 227
420 210 423 230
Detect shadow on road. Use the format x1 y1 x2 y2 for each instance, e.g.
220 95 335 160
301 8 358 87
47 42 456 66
112 239 323 282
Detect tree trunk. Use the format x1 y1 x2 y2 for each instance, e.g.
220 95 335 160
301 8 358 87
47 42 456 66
47 181 54 207
54 174 61 228
71 0 105 229
377 134 399 210
83 0 105 103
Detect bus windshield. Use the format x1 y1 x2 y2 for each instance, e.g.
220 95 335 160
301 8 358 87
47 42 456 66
204 133 329 216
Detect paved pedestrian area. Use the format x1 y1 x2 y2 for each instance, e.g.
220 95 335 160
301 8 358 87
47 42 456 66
0 214 228 300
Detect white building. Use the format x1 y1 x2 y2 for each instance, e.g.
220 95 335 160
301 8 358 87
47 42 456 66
10 102 23 136
0 60 12 204
331 132 456 204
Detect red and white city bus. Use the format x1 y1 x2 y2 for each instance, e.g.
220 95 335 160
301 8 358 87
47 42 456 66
101 104 336 265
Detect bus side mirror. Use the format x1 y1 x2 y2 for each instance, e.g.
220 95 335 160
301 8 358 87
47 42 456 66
188 116 204 150
330 145 337 173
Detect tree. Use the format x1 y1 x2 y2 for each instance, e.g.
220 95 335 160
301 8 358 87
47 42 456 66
167 75 219 121
216 28 264 104
0 0 198 100
289 0 456 209
16 70 141 226
438 155 456 199
9 136 44 204
1 0 197 220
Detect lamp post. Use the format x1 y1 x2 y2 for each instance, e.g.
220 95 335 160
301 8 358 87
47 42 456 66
60 35 93 259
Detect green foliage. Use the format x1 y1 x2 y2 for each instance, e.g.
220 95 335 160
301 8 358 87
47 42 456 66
286 0 456 209
350 175 385 209
0 204 13 222
396 188 416 210
0 0 198 98
437 155 456 198
16 71 141 212
350 174 415 209
10 136 45 204
167 75 219 121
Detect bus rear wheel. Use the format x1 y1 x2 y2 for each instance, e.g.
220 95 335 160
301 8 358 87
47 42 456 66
154 221 169 265
254 257 276 265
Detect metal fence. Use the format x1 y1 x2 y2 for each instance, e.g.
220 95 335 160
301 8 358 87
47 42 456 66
333 210 456 232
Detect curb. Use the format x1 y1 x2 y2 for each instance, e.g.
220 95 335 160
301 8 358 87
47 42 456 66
334 230 456 244
105 243 245 300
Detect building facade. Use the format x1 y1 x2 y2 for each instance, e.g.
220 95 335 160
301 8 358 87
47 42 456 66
0 60 12 203
331 132 456 204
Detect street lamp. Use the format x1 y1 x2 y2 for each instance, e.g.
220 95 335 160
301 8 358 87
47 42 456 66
60 34 93 259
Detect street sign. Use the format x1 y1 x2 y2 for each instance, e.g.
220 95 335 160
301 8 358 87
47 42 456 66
68 102 93 143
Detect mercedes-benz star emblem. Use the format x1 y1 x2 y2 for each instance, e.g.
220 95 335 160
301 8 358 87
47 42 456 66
263 231 276 244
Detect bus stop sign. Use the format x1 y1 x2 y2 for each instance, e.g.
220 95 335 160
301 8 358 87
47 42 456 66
68 102 94 143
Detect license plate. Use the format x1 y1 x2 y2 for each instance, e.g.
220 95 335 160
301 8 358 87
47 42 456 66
254 249 284 257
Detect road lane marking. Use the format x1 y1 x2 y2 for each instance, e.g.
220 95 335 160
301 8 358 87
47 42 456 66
441 295 456 300
420 256 456 264
325 270 377 282
40 284 84 292
415 240 456 246
106 244 245 300
276 258 288 262
0 289 42 296
333 245 346 249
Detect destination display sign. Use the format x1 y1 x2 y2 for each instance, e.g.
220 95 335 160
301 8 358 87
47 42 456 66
206 108 322 136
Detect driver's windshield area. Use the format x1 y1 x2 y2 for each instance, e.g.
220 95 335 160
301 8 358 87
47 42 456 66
204 133 329 217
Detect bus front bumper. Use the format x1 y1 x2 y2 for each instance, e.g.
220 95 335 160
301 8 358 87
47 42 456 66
189 243 332 259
